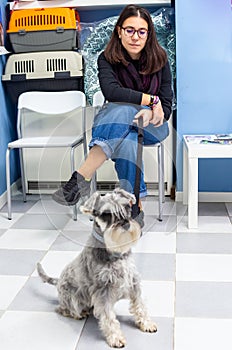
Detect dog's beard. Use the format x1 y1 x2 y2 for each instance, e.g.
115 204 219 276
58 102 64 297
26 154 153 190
104 221 141 254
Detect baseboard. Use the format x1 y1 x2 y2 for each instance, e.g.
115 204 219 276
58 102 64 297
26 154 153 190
0 179 21 210
176 191 232 203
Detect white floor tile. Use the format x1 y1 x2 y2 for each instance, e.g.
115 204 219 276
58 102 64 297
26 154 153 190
176 254 232 282
133 231 176 254
0 213 24 229
175 317 232 350
28 199 72 214
0 276 28 309
115 280 175 318
142 199 187 217
177 215 232 233
0 229 59 250
2 194 232 350
0 311 85 350
32 250 80 277
63 214 93 231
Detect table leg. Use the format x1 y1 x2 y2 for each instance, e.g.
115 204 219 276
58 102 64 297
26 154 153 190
183 144 188 205
188 157 198 229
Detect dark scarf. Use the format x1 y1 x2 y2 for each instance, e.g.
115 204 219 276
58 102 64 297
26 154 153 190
113 52 159 95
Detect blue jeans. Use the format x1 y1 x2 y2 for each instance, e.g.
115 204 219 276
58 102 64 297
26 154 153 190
89 103 169 197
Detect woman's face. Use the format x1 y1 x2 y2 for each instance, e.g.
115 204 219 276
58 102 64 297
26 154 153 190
118 16 148 60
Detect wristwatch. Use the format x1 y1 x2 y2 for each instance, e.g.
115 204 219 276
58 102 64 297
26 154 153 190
149 95 159 109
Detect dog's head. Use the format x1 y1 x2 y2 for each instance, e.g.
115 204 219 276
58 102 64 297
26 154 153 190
80 188 141 254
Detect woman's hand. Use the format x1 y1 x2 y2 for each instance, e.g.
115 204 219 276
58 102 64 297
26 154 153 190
133 101 165 128
151 101 165 127
133 108 153 127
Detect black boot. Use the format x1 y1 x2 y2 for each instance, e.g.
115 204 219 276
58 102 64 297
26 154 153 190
52 171 91 206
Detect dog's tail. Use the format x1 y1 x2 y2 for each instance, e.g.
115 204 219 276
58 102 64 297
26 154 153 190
37 262 58 286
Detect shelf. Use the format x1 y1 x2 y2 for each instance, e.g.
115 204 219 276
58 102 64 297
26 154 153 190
10 0 171 10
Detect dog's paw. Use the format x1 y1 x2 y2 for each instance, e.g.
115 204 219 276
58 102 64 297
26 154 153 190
138 319 157 333
107 334 126 348
56 307 84 320
80 309 91 318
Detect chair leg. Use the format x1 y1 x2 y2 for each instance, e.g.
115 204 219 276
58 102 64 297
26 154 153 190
91 172 97 194
19 148 27 202
161 142 165 203
70 147 77 221
73 200 77 221
82 108 88 160
6 148 12 220
157 144 164 221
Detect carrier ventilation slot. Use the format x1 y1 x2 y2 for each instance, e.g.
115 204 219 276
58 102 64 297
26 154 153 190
46 58 67 72
15 15 66 28
14 60 34 73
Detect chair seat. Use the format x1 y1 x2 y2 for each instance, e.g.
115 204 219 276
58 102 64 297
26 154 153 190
8 136 84 149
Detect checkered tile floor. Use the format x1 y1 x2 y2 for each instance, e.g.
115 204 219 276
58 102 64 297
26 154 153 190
0 192 232 350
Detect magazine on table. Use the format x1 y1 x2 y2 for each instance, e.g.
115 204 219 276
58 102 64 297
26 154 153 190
185 134 232 145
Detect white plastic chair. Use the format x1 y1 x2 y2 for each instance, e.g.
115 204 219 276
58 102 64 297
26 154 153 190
6 90 87 221
92 90 165 221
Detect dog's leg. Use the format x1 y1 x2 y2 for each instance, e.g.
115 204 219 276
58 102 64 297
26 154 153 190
129 284 157 333
92 295 126 348
56 305 89 320
56 284 90 320
56 301 87 320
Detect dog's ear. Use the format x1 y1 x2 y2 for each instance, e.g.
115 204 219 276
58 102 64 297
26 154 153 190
80 192 101 215
113 188 136 205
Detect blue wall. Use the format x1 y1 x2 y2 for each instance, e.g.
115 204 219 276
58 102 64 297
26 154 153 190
175 0 232 192
0 0 19 196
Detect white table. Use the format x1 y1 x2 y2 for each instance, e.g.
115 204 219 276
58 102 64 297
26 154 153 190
183 135 232 229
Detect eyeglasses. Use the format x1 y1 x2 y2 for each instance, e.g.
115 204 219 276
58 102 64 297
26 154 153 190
121 26 149 39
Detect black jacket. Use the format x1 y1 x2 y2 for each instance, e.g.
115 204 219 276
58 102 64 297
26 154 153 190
98 51 173 120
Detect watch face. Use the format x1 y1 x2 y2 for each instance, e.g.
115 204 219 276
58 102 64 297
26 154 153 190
149 95 154 105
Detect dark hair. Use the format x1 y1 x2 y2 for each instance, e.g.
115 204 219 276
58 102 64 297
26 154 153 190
104 4 167 74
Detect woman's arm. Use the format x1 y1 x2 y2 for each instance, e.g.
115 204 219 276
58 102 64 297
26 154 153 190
134 61 173 127
157 61 173 121
97 52 173 118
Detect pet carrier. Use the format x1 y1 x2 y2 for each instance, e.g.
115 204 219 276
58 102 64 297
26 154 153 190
2 51 83 103
7 8 78 52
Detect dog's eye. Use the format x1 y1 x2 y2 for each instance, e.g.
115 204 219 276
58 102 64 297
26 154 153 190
92 209 99 216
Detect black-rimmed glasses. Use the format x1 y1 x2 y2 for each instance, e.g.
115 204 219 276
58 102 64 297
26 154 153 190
121 26 149 39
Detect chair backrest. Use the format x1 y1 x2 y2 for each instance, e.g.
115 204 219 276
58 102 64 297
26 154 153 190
92 90 105 107
18 90 86 113
17 91 86 138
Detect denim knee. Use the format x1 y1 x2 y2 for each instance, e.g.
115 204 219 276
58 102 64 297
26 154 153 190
89 103 140 158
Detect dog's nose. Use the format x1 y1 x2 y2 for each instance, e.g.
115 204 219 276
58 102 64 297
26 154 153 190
122 222 130 230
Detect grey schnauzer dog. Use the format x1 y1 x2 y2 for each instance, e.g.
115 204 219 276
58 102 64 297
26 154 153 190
37 188 157 348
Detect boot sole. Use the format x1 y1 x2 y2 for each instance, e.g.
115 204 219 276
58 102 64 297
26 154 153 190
52 192 81 206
